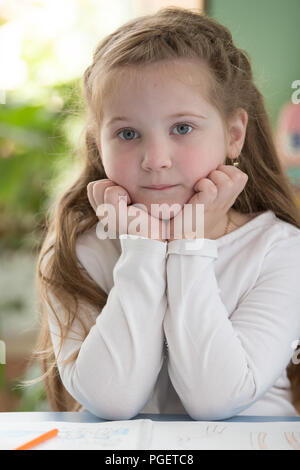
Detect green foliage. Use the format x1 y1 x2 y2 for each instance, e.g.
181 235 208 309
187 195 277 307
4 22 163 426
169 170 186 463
12 363 50 412
0 80 83 252
0 80 84 410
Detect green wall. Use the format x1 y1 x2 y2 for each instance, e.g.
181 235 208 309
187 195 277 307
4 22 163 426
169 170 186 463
206 0 300 130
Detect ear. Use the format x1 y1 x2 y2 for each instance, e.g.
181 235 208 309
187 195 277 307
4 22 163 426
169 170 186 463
225 108 248 160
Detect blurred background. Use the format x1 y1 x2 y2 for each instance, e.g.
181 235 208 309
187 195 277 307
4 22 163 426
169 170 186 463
0 0 299 412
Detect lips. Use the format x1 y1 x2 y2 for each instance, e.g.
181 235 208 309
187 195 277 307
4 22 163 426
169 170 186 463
143 185 178 190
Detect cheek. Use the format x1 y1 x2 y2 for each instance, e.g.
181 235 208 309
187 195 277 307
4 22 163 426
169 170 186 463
182 153 211 182
184 137 225 179
99 136 135 184
102 155 136 188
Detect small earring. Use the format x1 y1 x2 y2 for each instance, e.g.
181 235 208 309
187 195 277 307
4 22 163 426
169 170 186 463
232 155 240 167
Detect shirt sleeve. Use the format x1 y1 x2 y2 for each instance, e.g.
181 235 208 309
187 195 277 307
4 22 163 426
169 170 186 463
45 235 168 420
163 236 300 420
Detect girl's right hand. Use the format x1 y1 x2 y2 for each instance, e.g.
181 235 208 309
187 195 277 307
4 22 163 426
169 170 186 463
87 179 168 242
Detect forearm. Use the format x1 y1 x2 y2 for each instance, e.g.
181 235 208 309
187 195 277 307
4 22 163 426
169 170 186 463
164 225 300 420
164 239 255 420
50 236 168 419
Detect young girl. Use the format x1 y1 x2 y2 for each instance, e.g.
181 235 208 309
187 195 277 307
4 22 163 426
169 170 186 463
34 7 300 420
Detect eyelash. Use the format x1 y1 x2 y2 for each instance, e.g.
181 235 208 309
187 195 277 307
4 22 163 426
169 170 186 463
116 123 195 141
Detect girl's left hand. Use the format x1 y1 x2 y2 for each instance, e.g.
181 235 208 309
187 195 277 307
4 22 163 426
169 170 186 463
168 164 248 241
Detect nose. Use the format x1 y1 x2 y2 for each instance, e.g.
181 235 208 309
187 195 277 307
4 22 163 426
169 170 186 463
141 142 172 171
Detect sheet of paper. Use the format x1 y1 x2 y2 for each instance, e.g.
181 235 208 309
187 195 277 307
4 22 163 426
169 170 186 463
1 419 300 450
0 419 152 450
149 420 300 450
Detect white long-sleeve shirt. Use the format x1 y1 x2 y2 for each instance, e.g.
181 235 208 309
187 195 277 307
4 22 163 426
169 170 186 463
45 210 300 420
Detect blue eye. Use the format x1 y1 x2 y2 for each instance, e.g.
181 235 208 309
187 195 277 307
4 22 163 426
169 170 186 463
173 124 193 135
117 123 193 141
118 129 139 141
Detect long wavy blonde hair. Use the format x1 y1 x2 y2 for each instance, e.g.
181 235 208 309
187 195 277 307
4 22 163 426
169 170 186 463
25 7 300 412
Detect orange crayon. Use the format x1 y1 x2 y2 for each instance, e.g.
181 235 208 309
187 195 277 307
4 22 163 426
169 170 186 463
14 428 59 450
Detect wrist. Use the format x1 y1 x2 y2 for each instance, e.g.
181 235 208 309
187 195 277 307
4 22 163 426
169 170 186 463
124 233 167 243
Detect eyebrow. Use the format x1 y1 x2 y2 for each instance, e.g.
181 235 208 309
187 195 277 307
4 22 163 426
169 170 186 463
106 112 207 127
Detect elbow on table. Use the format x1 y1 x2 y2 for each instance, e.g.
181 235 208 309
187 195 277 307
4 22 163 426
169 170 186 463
67 383 145 420
179 373 257 421
183 397 253 421
68 378 145 421
83 402 142 421
60 362 147 421
186 404 236 421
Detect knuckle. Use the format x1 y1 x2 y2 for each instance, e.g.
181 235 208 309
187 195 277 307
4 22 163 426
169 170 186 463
235 168 247 178
238 172 248 183
205 177 214 185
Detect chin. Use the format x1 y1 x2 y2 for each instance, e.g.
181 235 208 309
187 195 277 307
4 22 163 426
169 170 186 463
135 200 183 221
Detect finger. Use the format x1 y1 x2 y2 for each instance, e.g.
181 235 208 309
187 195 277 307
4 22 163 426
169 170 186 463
87 182 97 212
87 179 115 211
206 169 233 203
103 185 131 207
103 186 131 236
207 169 232 186
193 177 218 196
189 178 217 205
93 180 117 206
217 164 249 200
206 165 248 204
217 164 248 184
208 168 245 208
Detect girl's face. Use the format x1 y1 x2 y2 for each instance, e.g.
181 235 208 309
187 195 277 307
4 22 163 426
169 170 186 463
97 59 247 213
